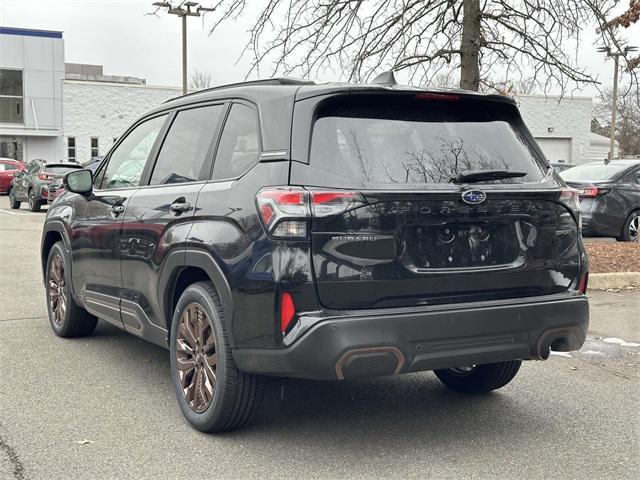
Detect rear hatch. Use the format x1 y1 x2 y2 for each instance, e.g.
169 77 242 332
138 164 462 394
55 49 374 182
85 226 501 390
42 164 83 188
292 92 582 309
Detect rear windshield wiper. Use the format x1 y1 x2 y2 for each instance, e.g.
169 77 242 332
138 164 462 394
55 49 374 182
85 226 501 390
450 169 527 184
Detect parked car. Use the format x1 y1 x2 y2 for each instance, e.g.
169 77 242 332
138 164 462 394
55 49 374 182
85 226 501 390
550 162 574 172
9 160 83 211
82 156 103 172
561 159 640 242
0 158 25 194
41 77 589 433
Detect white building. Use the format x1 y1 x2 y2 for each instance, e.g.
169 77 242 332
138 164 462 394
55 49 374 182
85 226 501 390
517 94 593 165
0 26 64 162
63 69 180 163
587 132 619 162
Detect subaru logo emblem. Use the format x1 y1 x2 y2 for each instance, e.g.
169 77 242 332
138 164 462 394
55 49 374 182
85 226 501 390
461 190 486 205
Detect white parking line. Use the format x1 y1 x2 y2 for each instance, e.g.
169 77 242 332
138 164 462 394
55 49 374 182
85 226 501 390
0 209 16 215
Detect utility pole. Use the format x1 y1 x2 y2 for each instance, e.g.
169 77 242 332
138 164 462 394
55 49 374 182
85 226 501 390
153 2 215 95
597 45 638 161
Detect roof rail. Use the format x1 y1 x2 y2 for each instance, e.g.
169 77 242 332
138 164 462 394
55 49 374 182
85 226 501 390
164 77 315 103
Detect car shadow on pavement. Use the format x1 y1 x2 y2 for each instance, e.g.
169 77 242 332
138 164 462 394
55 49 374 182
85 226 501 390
86 320 556 452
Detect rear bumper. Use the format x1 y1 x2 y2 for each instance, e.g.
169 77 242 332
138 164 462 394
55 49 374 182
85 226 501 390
233 294 589 380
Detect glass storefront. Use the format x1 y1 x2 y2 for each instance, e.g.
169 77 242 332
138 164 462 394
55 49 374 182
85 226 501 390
0 136 24 161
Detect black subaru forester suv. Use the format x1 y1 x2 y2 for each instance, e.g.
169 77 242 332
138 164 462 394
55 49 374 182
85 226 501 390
41 78 589 432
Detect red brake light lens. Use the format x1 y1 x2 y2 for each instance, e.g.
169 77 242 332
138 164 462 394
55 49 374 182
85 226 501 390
310 190 363 217
578 272 589 294
579 187 610 198
38 173 49 180
280 292 296 334
416 93 460 101
256 187 308 238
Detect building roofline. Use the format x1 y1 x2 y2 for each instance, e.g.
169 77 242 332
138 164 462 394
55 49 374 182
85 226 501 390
63 79 181 91
0 26 63 39
515 92 592 100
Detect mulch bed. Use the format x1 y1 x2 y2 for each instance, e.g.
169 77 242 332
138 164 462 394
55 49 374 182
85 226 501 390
584 240 640 274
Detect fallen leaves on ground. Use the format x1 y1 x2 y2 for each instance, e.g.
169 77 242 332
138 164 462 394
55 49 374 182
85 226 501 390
584 240 640 273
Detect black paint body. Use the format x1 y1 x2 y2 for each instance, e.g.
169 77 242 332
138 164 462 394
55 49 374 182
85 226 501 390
41 81 590 380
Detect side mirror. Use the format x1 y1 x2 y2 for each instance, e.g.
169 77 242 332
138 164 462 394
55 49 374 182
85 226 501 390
64 169 93 195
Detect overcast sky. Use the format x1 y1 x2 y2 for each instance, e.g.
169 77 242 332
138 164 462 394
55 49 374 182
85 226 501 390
1 0 638 97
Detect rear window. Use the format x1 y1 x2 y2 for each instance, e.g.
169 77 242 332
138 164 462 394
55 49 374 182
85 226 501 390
561 162 632 182
309 95 545 186
45 165 83 174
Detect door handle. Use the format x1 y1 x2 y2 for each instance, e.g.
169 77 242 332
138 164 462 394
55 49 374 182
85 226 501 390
112 205 125 214
170 201 191 214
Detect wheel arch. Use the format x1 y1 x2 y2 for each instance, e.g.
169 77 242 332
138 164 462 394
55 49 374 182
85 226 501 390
41 221 72 284
159 248 235 346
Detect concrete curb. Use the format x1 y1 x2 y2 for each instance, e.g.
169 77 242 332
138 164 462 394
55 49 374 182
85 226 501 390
589 272 640 291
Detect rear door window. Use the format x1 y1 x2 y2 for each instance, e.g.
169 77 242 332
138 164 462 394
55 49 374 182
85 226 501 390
149 104 224 185
212 103 260 180
308 94 545 187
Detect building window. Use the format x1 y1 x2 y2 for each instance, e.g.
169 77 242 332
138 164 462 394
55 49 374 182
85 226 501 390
0 69 24 124
91 137 99 158
67 137 76 162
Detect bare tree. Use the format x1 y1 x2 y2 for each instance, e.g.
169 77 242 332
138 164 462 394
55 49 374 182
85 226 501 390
594 87 640 155
207 0 631 92
189 70 213 90
608 0 640 70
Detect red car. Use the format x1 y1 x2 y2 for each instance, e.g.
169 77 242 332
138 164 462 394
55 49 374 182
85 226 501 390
0 159 25 194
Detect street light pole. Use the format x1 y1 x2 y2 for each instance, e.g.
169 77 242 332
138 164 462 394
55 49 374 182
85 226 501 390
152 2 215 95
598 45 638 161
182 13 187 94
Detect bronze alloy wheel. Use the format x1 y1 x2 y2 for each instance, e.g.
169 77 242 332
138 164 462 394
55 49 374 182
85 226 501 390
176 303 218 413
48 254 67 327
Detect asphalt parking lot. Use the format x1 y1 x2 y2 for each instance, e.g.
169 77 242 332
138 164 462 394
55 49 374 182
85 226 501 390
0 199 639 480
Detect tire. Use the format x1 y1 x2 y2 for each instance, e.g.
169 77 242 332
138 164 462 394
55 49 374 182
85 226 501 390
434 360 522 394
618 210 640 242
45 241 98 338
8 188 20 209
170 281 264 433
28 188 41 212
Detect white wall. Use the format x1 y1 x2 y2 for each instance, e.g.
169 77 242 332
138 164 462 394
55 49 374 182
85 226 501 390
26 136 62 161
63 80 181 164
516 95 592 165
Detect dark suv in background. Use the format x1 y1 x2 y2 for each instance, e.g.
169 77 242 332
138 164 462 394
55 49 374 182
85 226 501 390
9 159 83 211
41 77 589 433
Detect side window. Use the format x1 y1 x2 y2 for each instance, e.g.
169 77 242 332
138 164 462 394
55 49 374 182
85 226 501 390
212 104 260 180
28 162 39 174
149 105 223 185
100 114 167 190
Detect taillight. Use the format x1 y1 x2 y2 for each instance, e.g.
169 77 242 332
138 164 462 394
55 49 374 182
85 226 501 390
579 187 610 198
256 187 365 238
38 173 49 180
578 272 589 294
310 190 364 217
559 188 582 230
256 187 308 239
280 292 296 334
416 92 460 101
